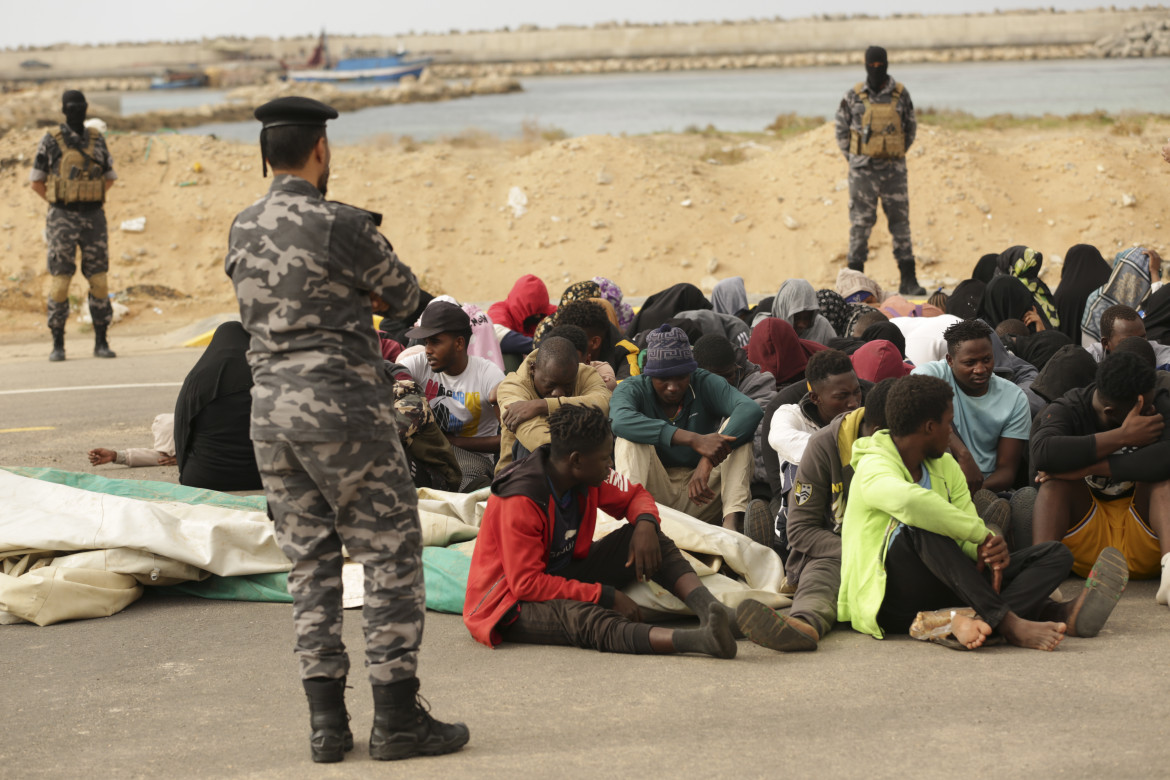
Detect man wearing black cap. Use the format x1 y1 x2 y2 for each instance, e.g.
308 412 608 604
400 299 506 491
225 96 467 764
29 90 118 361
834 46 924 296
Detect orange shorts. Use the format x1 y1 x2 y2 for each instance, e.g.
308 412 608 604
1063 493 1162 579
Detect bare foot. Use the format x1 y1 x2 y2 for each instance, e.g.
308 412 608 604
950 614 993 649
722 513 743 533
1000 612 1066 651
88 448 116 466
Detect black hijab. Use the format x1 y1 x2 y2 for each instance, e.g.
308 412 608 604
1030 345 1097 403
625 283 711 338
1012 330 1073 372
1053 244 1111 343
949 279 986 320
173 322 253 472
1142 284 1170 345
973 254 998 284
979 275 1035 327
860 321 907 359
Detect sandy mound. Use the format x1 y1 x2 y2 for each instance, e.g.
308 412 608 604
1 120 1167 340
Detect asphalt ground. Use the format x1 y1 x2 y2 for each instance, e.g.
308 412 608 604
2 328 1170 779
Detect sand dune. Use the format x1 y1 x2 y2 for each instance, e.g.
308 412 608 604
1 120 1167 340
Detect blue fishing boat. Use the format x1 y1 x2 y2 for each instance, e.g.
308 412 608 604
287 32 431 83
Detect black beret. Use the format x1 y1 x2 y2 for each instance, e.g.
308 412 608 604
253 96 339 129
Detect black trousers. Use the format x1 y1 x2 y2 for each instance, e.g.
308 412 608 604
877 526 1073 634
502 523 695 654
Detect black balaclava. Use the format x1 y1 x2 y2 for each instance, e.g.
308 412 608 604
62 90 87 135
865 46 888 93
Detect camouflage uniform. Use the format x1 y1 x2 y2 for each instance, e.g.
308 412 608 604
30 125 117 331
225 174 423 685
389 375 462 490
834 78 917 276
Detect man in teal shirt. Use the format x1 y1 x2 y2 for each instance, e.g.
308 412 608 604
611 324 763 531
912 319 1031 493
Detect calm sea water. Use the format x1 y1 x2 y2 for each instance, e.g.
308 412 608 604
127 57 1170 144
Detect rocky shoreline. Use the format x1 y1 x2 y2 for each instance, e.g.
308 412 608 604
430 43 1099 79
0 73 520 134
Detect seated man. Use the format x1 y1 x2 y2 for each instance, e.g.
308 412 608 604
464 405 739 659
763 350 863 550
611 324 763 531
402 301 505 492
692 333 777 494
495 336 611 473
552 300 620 390
913 320 1030 493
839 375 1128 650
735 378 895 652
1086 304 1170 370
1031 351 1170 599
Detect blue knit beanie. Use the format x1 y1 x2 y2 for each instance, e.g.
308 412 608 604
643 324 698 377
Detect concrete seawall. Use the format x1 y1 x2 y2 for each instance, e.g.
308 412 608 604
1 9 1166 80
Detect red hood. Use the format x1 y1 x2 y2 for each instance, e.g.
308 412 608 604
488 274 557 335
851 340 913 382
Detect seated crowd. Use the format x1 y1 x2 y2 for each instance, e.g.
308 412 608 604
94 246 1170 655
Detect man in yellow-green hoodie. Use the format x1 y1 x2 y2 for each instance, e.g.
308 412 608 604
838 375 1128 650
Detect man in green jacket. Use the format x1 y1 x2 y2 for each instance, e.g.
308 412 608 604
839 375 1128 650
611 324 764 532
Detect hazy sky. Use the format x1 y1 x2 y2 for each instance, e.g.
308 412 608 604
3 1 1142 49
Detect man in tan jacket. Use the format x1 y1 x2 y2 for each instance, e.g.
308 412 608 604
496 336 611 473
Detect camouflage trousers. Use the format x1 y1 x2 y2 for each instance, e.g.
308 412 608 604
45 206 112 331
254 437 424 685
847 160 915 274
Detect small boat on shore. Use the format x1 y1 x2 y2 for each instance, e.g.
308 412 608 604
285 31 431 83
150 69 209 90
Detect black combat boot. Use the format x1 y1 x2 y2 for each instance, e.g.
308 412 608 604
93 324 116 358
302 677 354 764
49 328 65 362
898 265 926 296
369 677 469 761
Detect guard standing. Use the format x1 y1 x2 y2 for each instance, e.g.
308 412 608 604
835 46 926 296
224 96 468 764
29 90 117 361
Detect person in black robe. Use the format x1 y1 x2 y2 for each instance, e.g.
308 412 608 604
1052 244 1111 344
173 321 263 491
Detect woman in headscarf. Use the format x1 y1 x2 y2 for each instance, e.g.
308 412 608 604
533 280 602 346
948 279 986 320
1053 244 1112 343
746 317 827 390
979 275 1038 328
1142 284 1170 344
816 288 851 337
624 282 711 337
711 276 750 319
973 253 998 284
173 321 262 491
996 245 1059 329
591 276 635 333
771 279 837 346
835 268 883 304
851 340 912 383
1081 246 1159 348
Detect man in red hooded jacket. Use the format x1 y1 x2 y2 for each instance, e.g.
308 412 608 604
464 404 740 657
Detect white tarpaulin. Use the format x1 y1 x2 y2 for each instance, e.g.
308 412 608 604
0 471 788 626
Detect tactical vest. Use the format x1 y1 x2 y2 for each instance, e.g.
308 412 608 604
46 128 106 205
848 81 906 159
